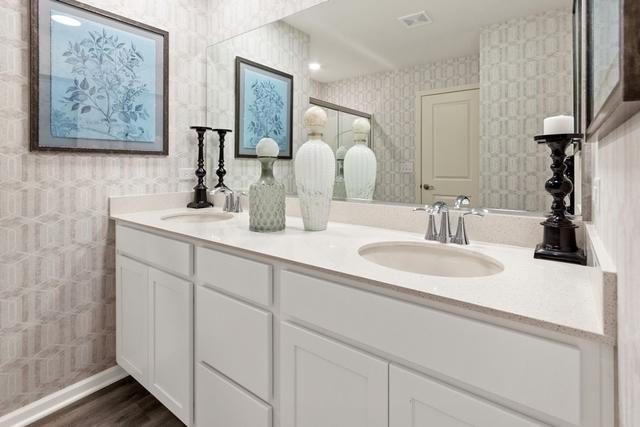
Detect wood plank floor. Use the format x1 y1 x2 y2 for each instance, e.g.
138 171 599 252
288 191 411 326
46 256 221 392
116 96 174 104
28 376 184 427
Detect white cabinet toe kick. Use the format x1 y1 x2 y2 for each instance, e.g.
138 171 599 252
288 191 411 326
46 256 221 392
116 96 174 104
115 223 615 427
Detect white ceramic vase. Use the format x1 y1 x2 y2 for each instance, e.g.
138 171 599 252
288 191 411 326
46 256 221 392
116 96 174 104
344 118 376 200
295 106 336 231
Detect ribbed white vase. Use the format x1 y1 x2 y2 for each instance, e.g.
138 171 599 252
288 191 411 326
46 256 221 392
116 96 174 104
295 107 336 231
344 118 376 200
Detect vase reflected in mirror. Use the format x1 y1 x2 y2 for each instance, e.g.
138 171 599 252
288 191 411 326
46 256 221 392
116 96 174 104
333 145 348 200
344 118 376 201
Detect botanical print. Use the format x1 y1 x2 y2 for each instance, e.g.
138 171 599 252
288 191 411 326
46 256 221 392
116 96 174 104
50 10 157 142
241 67 290 152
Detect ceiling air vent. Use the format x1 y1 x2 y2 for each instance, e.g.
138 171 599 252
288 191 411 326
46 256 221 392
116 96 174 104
398 11 432 28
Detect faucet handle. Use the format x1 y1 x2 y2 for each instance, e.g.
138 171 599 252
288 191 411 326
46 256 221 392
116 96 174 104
413 205 438 240
413 205 433 214
233 192 247 213
463 207 488 217
452 208 488 245
454 195 471 209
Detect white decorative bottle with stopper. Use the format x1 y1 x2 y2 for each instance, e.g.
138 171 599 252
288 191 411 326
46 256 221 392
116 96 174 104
294 106 335 231
344 117 376 200
249 138 285 232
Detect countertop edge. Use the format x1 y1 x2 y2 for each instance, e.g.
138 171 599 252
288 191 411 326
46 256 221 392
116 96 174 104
110 215 615 346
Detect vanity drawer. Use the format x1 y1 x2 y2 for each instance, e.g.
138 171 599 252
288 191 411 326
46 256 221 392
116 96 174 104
116 225 192 277
196 247 272 306
280 270 581 425
196 285 272 401
196 363 272 427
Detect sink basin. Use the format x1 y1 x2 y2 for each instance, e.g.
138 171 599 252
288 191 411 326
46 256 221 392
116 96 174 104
161 212 234 223
358 242 503 278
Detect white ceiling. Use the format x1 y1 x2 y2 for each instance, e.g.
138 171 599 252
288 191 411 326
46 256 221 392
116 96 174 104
284 0 572 82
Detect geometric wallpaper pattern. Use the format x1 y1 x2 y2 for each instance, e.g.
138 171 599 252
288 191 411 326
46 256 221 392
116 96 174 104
0 0 210 415
315 55 480 204
479 8 573 212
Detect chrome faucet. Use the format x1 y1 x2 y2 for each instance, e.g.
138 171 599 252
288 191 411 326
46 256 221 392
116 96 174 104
454 195 471 209
210 187 244 213
451 208 488 245
414 196 487 245
431 201 451 243
413 201 451 243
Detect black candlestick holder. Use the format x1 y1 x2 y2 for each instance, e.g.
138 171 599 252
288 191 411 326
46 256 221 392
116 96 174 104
533 133 586 265
212 129 232 190
187 126 214 209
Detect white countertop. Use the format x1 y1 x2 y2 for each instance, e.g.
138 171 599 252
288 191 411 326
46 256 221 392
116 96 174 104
110 206 612 344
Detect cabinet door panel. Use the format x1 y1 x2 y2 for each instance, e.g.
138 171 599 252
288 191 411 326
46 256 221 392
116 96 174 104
390 365 545 427
149 267 192 424
280 322 388 427
116 256 149 384
196 363 272 427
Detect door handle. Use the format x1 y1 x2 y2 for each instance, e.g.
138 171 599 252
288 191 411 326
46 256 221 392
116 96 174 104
422 184 433 190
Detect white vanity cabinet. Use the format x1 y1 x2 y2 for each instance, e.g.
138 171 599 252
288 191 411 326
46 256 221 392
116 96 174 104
115 226 193 425
114 223 614 427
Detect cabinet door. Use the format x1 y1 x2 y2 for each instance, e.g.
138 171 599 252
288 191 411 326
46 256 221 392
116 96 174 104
196 363 272 427
116 256 149 385
389 365 544 427
280 323 388 427
148 267 193 425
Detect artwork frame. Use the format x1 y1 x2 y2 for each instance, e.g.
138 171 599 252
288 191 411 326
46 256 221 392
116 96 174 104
235 56 293 159
586 0 640 139
30 0 169 154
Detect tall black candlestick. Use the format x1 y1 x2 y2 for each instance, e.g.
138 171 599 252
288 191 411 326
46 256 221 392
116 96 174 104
533 133 586 265
212 129 232 189
187 126 214 209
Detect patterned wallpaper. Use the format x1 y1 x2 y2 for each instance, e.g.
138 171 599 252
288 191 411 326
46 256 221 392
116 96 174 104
206 20 313 194
0 0 213 415
316 56 480 204
209 0 327 45
479 8 573 211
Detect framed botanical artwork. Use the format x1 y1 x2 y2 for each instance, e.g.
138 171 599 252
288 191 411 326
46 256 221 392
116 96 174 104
30 0 168 154
586 0 640 139
235 57 293 159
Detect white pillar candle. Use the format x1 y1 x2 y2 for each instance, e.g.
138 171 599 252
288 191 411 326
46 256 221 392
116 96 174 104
543 115 574 135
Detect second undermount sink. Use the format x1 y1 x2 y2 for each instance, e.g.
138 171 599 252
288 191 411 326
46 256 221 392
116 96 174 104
358 241 504 278
161 211 234 223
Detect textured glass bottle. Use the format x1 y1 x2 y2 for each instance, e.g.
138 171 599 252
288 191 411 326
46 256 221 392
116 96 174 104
250 139 285 232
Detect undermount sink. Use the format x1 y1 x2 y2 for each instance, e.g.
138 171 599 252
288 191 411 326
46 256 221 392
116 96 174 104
161 211 234 223
358 242 504 278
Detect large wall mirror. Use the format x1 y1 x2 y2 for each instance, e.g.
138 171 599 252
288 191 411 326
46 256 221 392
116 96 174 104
207 0 580 214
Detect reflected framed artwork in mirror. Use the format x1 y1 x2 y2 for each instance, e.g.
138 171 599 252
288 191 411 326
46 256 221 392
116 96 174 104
235 56 293 159
30 0 168 154
586 0 640 138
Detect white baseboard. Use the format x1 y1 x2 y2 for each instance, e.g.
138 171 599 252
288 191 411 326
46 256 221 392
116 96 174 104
0 365 128 427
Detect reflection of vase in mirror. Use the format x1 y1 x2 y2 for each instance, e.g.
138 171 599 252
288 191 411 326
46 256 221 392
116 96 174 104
294 106 336 231
333 145 348 199
344 118 376 201
250 138 285 232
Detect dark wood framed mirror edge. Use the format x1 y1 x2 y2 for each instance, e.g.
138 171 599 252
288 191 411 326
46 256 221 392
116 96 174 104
585 0 640 140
